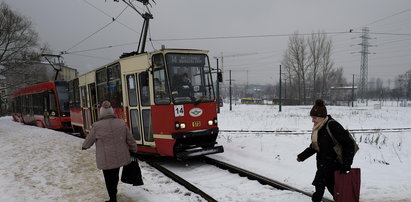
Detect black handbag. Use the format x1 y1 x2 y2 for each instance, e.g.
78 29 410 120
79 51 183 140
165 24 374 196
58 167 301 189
121 153 144 186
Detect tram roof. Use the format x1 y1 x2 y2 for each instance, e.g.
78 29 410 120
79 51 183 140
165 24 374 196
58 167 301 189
78 48 209 77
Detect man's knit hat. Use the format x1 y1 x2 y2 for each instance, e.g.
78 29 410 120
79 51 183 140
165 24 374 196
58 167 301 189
310 99 327 117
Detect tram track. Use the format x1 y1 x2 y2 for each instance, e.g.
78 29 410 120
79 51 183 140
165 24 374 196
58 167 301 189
141 157 218 202
220 127 411 135
202 157 333 202
140 156 329 202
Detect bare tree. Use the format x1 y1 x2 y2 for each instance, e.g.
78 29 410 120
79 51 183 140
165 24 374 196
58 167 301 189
0 2 39 65
282 32 310 104
319 39 334 98
0 2 42 114
307 31 327 100
0 3 41 90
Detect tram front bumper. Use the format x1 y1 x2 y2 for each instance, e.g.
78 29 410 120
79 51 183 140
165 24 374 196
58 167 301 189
175 145 224 160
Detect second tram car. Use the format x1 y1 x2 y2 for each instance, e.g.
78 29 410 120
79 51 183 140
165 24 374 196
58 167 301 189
9 81 71 130
69 49 223 159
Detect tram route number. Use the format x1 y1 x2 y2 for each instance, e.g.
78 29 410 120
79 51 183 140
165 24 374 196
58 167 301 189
174 105 184 117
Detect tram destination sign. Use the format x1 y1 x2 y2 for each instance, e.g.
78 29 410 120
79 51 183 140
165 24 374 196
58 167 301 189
167 54 205 66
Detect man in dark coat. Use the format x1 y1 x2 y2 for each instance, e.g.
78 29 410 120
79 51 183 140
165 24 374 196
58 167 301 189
297 99 355 202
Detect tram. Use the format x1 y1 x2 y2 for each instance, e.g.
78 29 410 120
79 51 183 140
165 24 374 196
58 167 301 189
69 48 224 159
9 81 71 130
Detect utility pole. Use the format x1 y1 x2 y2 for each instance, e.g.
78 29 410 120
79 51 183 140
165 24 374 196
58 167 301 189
279 65 282 112
229 70 232 111
215 58 220 113
359 27 372 104
352 74 355 107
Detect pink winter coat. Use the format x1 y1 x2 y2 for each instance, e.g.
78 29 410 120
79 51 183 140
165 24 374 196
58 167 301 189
82 114 137 170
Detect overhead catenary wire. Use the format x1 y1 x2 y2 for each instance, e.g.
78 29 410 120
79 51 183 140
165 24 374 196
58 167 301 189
62 6 129 54
65 41 138 55
67 53 114 61
82 0 139 34
363 8 411 28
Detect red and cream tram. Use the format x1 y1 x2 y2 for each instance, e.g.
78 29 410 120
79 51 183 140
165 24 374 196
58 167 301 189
9 81 71 130
69 49 223 159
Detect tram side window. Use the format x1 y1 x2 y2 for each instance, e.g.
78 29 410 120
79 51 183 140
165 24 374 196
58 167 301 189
75 80 80 107
96 68 108 106
152 54 170 105
140 72 150 106
16 96 22 113
142 109 153 142
96 65 122 107
69 80 74 106
69 79 80 108
48 91 58 116
32 93 43 114
80 86 88 108
108 79 122 107
97 83 108 107
126 74 138 106
129 109 141 141
23 95 31 114
108 64 122 107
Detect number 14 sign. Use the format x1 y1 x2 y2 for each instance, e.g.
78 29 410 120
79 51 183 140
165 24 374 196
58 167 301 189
174 105 184 117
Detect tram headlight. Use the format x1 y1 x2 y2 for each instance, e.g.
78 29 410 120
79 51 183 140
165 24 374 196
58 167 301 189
175 121 186 130
208 117 218 126
180 123 186 129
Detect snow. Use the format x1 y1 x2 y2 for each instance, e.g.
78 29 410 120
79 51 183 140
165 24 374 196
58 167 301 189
1 101 411 201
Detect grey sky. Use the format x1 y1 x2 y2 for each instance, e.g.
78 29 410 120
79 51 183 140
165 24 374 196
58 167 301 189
3 0 411 86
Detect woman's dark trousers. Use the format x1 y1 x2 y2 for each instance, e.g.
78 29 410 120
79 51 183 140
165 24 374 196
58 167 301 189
312 184 334 202
103 168 120 202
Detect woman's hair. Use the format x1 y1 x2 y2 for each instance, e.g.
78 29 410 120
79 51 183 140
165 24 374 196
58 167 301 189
99 100 114 117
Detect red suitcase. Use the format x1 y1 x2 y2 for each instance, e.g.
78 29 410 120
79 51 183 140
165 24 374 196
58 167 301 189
334 168 361 202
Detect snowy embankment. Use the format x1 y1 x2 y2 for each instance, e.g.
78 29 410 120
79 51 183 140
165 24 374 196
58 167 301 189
1 101 410 201
0 117 204 202
214 102 411 202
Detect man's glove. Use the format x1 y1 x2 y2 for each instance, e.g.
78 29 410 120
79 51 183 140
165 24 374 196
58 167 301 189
340 164 351 174
82 147 87 150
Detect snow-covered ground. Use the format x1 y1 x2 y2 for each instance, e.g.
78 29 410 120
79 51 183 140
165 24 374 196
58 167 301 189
1 101 410 201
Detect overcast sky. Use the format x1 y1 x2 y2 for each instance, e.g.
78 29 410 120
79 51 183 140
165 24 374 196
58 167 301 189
3 0 411 86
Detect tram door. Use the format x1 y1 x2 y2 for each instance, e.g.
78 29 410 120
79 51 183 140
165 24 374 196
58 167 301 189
43 91 50 127
80 86 91 131
126 72 154 146
88 83 98 123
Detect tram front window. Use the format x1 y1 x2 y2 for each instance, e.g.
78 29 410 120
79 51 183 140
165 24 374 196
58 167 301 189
166 53 215 104
55 81 70 116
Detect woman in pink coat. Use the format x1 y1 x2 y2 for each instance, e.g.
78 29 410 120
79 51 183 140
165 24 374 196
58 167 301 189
82 101 137 202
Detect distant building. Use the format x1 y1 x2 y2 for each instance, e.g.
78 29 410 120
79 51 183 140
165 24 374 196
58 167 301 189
49 63 78 81
329 86 357 106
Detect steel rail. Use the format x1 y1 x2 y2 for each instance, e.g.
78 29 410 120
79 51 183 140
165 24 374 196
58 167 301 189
220 127 411 134
140 157 218 202
203 156 333 202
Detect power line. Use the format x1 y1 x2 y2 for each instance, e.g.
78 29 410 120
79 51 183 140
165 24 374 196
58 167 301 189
62 5 128 54
65 41 138 54
151 31 350 42
66 53 114 61
150 31 411 42
363 8 411 28
82 0 139 34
